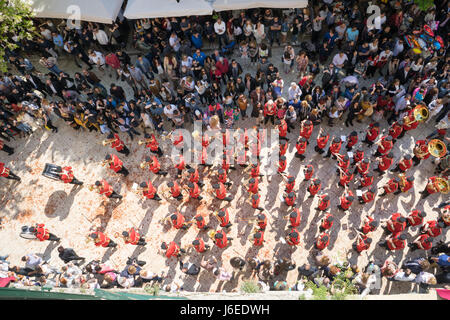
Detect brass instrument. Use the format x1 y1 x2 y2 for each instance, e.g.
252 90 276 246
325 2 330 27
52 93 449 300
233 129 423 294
428 139 447 158
101 138 115 146
435 178 449 194
140 161 150 169
398 173 406 189
413 105 429 122
138 139 147 145
88 185 95 191
101 160 109 167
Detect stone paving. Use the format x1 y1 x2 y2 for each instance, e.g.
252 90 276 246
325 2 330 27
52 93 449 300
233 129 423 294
0 43 447 295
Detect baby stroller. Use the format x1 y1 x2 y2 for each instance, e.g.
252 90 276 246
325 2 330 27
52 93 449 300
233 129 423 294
221 41 236 58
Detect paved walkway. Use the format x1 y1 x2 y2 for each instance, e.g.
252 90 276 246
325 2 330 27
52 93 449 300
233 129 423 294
0 45 447 295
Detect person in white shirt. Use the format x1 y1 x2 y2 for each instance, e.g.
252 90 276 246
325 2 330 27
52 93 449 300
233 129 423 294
392 269 416 282
214 18 227 48
88 50 105 71
332 52 348 74
288 82 302 101
93 28 110 50
169 32 180 52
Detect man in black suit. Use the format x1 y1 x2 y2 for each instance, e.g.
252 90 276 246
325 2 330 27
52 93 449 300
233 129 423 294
395 65 411 85
23 73 48 97
45 78 65 100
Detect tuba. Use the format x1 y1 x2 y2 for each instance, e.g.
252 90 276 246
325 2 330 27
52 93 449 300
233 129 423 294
140 162 149 169
428 139 447 158
413 105 429 122
435 178 449 194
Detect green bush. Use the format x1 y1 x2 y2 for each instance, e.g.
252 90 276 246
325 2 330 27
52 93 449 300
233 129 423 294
144 284 160 296
240 281 261 293
305 280 329 300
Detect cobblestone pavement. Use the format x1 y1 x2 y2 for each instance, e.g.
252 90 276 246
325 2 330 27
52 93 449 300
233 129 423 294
0 44 447 295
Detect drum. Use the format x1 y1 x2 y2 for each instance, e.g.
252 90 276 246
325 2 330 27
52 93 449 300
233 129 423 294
20 225 37 240
42 163 62 181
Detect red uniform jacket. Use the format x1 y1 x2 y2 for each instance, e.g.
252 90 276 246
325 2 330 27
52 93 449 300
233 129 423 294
0 163 10 177
124 228 141 245
146 134 159 151
389 122 403 139
99 180 114 197
289 209 302 227
170 181 181 197
362 216 376 234
111 134 125 152
60 166 74 183
378 155 394 171
308 180 321 195
165 241 180 258
360 174 374 187
300 124 314 140
171 212 186 229
109 154 123 173
387 213 406 234
318 195 330 211
424 220 442 237
316 134 329 149
143 181 157 199
407 210 424 227
387 233 406 251
93 232 111 247
253 232 265 246
189 182 201 199
356 235 370 252
35 224 50 241
366 124 379 142
194 238 207 252
304 165 314 180
321 214 334 230
214 230 228 248
316 233 330 250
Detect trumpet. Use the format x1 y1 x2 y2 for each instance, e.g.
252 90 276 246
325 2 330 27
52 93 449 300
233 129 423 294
413 104 429 122
101 138 115 146
140 162 150 169
87 185 95 191
101 160 109 167
138 139 147 145
398 173 406 188
428 139 447 158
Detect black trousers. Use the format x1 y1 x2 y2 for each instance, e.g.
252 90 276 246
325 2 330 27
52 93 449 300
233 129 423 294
151 147 163 157
70 178 84 185
106 240 117 247
117 167 129 176
47 233 60 241
108 191 122 199
4 172 20 181
1 144 14 155
118 146 130 156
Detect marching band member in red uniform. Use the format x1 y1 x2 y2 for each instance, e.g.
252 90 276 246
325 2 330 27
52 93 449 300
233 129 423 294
392 154 413 173
406 209 426 227
363 122 380 147
0 162 21 182
58 166 83 185
93 180 122 199
90 231 117 248
121 227 147 246
346 131 358 151
285 209 302 228
315 130 329 154
408 234 433 251
167 181 183 200
374 152 394 176
315 232 330 250
104 154 129 176
358 172 374 188
30 223 60 242
379 177 400 196
105 133 130 156
143 133 163 156
303 165 314 181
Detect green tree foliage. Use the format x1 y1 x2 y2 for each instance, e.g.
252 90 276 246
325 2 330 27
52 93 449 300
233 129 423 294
240 280 261 293
414 0 435 11
0 0 36 72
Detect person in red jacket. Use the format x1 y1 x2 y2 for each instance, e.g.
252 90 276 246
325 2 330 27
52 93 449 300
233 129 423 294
392 154 413 173
285 209 301 228
338 187 354 211
142 156 168 176
394 175 415 194
191 238 210 253
353 148 364 165
379 177 400 196
92 180 122 199
247 162 263 178
218 168 233 188
307 179 321 197
406 209 426 227
354 158 370 176
167 181 183 200
168 211 190 230
388 119 404 143
338 168 353 188
359 186 376 204
316 194 330 211
412 139 431 166
324 137 342 159
30 223 60 242
353 232 372 254
247 177 259 194
320 213 334 231
0 162 21 182
139 181 161 201
336 154 350 172
121 227 147 246
283 176 296 194
408 234 433 251
263 100 277 125
188 167 204 187
346 131 358 151
358 172 374 188
104 154 129 176
383 213 407 234
295 137 307 159
279 140 288 156
187 182 203 201
374 135 394 157
315 232 330 250
57 166 83 185
360 214 378 234
315 130 329 154
174 154 187 177
213 230 232 249
212 183 233 201
160 241 184 258
300 120 314 140
374 153 393 177
379 233 407 251
419 176 441 198
250 229 265 246
278 156 287 173
363 122 380 147
214 209 233 228
104 133 130 156
421 220 444 238
142 133 163 156
285 229 301 246
248 189 264 209
192 214 209 231
276 119 289 141
89 231 117 248
256 213 268 230
303 165 314 181
284 192 297 206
